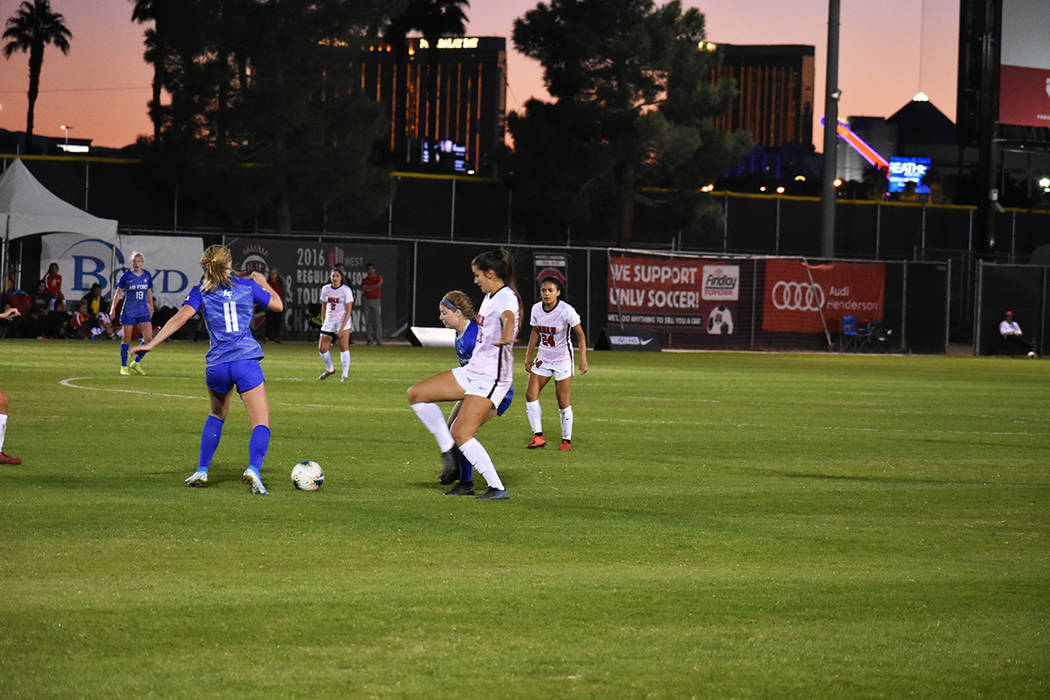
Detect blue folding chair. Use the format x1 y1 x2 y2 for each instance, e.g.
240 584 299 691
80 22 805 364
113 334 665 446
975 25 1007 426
838 314 869 352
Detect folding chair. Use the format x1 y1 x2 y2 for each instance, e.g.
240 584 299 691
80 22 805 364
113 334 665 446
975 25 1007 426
838 314 870 352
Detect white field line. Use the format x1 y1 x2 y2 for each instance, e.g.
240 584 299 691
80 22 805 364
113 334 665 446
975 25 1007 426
59 376 406 412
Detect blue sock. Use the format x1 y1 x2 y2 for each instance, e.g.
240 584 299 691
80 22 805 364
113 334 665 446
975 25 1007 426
458 456 473 483
136 341 148 363
248 425 271 472
198 415 224 470
120 343 129 367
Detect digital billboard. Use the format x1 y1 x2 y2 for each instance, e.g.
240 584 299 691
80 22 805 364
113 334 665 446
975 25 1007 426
887 157 931 194
999 0 1050 128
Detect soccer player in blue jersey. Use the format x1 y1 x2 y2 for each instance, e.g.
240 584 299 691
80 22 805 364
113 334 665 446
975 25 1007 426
109 251 155 376
134 245 284 495
435 289 514 495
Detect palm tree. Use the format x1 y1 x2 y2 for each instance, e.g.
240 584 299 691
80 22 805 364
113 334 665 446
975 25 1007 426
2 0 72 154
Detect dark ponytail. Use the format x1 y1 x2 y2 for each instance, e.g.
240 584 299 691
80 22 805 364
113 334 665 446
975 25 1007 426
473 248 521 339
472 249 516 289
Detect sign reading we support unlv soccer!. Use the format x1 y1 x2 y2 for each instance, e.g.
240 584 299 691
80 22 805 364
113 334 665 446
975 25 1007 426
608 255 705 327
762 260 885 333
607 254 745 333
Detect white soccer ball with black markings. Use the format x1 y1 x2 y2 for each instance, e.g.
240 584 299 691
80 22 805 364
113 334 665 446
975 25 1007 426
291 460 324 491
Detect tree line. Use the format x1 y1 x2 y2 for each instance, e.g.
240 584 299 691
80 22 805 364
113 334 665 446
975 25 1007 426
4 0 749 245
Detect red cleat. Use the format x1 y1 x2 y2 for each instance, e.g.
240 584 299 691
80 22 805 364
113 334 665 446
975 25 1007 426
526 435 547 449
0 452 22 465
558 440 572 451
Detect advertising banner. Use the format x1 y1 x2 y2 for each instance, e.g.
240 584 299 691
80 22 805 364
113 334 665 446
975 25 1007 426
762 260 885 333
225 238 399 336
532 252 568 293
999 0 1050 128
40 233 203 308
607 255 745 337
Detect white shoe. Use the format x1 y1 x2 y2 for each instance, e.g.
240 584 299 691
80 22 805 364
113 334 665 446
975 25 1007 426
184 470 208 487
341 376 349 383
242 468 268 495
1027 351 1037 358
317 369 335 380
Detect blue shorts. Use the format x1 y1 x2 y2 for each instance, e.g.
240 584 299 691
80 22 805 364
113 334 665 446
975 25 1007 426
496 385 514 417
206 359 265 394
121 313 152 326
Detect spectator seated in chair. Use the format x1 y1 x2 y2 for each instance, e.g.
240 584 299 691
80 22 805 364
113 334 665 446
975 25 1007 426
998 310 1037 358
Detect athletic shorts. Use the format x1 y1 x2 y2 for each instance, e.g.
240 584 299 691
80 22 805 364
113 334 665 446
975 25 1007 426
496 385 514 417
452 365 512 410
321 318 349 336
121 313 152 326
529 358 573 381
206 358 265 394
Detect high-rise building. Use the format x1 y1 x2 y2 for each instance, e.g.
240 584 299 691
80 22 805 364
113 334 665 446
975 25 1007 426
712 44 815 148
339 36 507 177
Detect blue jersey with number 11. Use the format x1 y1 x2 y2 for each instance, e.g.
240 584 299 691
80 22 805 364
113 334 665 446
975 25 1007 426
183 277 270 366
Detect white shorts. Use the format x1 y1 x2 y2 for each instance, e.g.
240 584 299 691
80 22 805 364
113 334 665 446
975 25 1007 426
452 365 512 409
529 358 573 381
321 318 349 336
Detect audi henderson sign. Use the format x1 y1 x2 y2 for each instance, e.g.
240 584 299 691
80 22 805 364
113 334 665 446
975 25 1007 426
762 260 885 333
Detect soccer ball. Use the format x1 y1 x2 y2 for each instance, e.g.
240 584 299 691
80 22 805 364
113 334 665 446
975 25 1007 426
291 460 324 491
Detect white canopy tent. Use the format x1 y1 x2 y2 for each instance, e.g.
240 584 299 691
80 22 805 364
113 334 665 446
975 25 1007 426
0 158 119 291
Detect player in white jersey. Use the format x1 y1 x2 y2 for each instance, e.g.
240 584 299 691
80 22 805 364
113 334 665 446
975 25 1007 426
317 268 354 382
522 276 588 451
406 250 520 500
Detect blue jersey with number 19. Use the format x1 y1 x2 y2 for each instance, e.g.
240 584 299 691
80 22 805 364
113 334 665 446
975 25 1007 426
183 277 271 366
116 269 154 318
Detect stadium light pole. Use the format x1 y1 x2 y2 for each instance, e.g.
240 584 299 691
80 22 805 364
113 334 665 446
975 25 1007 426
820 0 840 259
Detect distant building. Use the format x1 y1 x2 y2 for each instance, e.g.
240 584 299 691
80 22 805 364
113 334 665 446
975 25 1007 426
712 44 815 148
332 36 507 178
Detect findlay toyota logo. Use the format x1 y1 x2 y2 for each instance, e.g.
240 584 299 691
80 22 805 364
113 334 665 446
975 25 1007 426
771 280 825 311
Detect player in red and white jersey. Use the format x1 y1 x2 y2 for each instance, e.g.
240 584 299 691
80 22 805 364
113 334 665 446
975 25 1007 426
522 276 588 451
406 250 520 500
317 268 354 382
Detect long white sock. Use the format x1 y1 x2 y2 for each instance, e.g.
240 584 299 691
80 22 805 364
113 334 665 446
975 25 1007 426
340 350 350 378
526 400 543 434
410 402 455 453
320 351 334 372
560 405 573 441
459 437 504 490
0 413 6 452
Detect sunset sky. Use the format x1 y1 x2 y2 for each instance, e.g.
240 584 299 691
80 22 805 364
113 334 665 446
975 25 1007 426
0 0 959 151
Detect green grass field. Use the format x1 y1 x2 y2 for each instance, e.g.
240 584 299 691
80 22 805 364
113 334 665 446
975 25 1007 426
0 339 1047 698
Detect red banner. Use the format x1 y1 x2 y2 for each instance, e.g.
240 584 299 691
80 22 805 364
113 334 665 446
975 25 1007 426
762 260 884 333
607 255 706 327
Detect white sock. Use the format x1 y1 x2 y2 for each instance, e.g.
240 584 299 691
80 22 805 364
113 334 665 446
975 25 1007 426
320 351 334 372
526 400 543 434
0 413 6 452
410 402 455 453
459 437 504 490
560 405 573 441
340 350 350 378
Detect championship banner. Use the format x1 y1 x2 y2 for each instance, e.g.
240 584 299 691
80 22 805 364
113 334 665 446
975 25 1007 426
533 252 568 293
40 233 204 308
762 260 884 333
226 239 398 336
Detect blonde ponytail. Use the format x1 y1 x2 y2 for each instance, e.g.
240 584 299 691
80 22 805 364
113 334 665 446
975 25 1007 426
200 245 233 293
